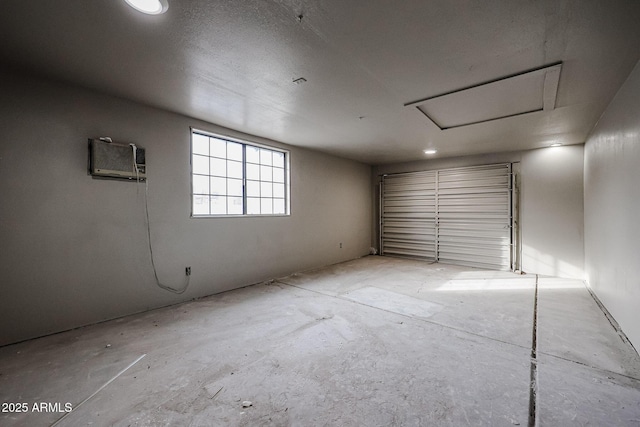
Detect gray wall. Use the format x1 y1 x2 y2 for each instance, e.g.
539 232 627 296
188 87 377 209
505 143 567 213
0 71 372 346
584 60 640 350
374 146 585 279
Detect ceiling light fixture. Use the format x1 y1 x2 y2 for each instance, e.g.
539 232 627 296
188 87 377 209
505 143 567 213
549 143 562 147
424 149 437 155
124 0 169 15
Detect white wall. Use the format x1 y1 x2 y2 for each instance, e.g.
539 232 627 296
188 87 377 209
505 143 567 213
0 71 372 346
520 146 584 279
374 146 585 279
584 60 640 350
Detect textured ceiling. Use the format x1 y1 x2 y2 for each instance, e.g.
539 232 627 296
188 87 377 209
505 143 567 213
0 0 639 164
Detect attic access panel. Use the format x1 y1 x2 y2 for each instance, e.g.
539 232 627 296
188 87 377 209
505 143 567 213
406 63 562 130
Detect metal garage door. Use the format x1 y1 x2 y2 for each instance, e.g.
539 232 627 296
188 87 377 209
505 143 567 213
380 163 513 270
380 171 437 259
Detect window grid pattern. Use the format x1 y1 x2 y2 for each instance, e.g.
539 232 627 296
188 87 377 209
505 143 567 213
191 132 288 216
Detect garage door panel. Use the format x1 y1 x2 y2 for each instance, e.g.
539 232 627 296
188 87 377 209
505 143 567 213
437 164 511 270
438 256 510 270
383 239 436 259
439 195 509 206
438 233 510 242
384 228 436 237
381 172 437 261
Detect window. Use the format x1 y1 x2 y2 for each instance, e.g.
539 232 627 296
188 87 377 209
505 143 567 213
191 130 289 216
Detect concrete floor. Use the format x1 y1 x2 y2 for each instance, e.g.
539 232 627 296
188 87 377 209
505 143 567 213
1 256 639 426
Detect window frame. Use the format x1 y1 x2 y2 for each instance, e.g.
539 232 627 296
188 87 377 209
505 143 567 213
190 128 290 218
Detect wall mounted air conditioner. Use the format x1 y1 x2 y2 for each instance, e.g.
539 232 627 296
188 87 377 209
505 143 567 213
89 138 146 180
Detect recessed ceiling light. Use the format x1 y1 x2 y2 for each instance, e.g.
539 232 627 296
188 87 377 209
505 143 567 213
424 149 437 155
124 0 168 15
549 143 562 147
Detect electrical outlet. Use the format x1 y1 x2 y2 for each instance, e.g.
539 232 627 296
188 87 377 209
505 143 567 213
185 267 191 276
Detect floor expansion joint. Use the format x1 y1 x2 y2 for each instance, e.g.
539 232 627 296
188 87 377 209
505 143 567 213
528 274 539 427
